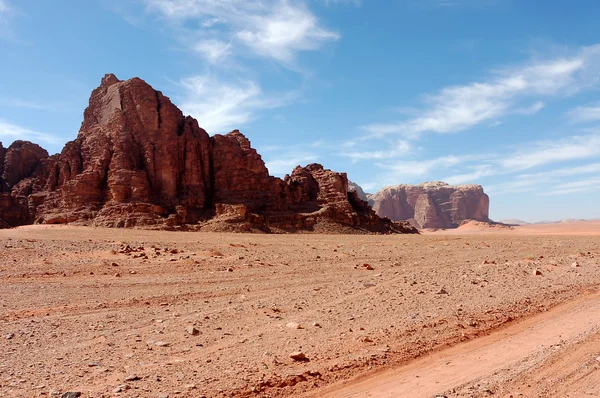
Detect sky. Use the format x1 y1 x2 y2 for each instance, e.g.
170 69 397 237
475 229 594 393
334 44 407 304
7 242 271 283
1 0 600 222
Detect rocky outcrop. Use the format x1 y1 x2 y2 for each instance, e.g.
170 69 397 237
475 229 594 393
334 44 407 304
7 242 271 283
0 141 51 227
0 74 417 234
369 181 489 229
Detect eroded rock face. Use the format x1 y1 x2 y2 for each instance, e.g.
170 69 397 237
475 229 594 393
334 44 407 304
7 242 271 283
369 181 489 229
0 141 50 227
0 74 417 234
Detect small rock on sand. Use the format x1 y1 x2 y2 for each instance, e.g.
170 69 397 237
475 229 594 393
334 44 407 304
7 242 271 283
289 351 308 361
61 393 81 398
186 326 200 336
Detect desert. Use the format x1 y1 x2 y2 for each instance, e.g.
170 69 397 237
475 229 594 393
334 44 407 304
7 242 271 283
2 222 600 397
3 2 600 397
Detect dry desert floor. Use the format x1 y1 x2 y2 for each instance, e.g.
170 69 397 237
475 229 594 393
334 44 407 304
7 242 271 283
1 221 600 397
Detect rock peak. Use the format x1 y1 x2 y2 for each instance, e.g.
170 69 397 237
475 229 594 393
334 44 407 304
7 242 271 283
101 73 121 87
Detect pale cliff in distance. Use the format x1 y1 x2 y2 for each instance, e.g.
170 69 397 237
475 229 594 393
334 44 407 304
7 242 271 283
366 181 490 229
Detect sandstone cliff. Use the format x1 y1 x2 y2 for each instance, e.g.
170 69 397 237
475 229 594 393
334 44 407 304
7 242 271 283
0 74 416 234
368 181 489 229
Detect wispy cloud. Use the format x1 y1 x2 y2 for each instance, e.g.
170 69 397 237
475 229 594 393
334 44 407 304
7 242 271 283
362 44 600 139
0 0 15 40
0 98 56 110
375 155 476 185
192 39 232 64
143 0 339 66
568 102 600 123
264 152 319 175
515 101 545 115
179 74 295 134
542 176 600 196
500 133 600 170
339 140 412 162
0 120 62 146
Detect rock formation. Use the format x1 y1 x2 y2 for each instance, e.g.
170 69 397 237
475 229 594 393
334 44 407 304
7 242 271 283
0 74 417 234
368 181 489 229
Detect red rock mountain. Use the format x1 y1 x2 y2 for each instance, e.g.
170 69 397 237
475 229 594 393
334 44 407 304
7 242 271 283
368 181 489 229
0 74 416 234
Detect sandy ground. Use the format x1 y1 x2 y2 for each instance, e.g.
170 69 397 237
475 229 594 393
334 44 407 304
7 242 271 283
1 222 599 397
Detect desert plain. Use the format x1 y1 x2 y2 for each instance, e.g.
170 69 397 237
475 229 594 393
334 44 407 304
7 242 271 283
1 221 600 398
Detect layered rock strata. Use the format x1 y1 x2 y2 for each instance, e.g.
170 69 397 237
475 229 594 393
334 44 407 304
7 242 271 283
368 181 489 229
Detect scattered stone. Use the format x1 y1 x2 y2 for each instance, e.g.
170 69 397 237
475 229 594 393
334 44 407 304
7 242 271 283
61 393 81 398
533 269 542 276
155 341 170 347
114 272 121 277
6 333 14 339
312 322 321 328
124 374 141 381
186 326 200 336
111 262 119 267
467 319 478 327
363 264 374 270
572 261 580 267
286 322 302 329
435 288 448 295
158 394 169 398
289 351 308 361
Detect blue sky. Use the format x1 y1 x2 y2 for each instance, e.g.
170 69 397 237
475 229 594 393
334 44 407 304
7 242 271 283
1 0 600 222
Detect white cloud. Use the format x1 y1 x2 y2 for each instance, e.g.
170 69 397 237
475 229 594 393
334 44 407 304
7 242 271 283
193 39 232 63
235 2 340 63
179 74 294 134
362 45 600 139
0 120 62 146
568 102 600 123
144 0 339 65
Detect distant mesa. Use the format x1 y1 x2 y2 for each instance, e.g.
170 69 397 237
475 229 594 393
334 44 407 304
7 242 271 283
0 74 417 234
498 219 530 226
355 181 490 229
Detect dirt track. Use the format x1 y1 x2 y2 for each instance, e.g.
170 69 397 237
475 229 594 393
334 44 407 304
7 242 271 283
312 291 600 397
1 223 599 397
